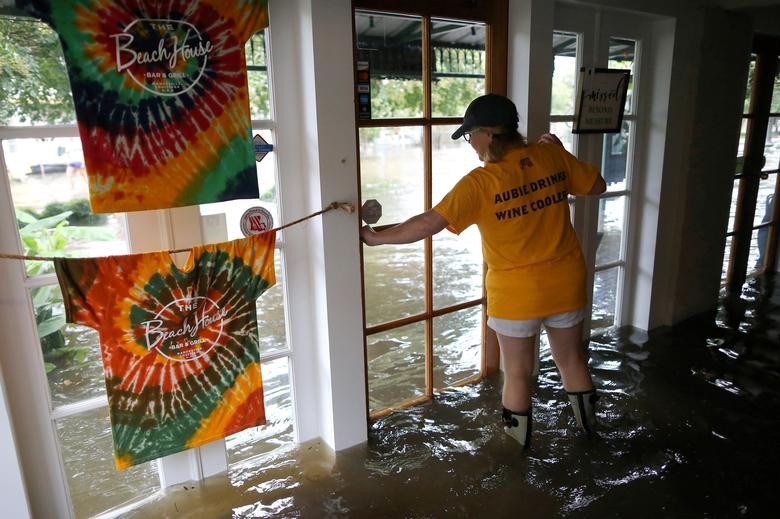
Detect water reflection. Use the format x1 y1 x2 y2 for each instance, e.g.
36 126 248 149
227 357 294 470
56 407 159 519
367 322 426 412
128 278 779 518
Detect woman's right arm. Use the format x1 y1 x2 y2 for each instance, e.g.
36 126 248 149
587 174 607 195
360 210 449 246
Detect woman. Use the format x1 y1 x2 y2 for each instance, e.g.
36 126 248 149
360 94 606 449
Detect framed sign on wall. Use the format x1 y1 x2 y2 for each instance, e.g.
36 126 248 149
572 67 630 134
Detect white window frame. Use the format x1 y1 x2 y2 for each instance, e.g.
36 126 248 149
0 19 295 519
551 4 654 334
1 1 370 515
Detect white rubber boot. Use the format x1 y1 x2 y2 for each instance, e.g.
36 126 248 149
502 407 532 449
567 390 599 433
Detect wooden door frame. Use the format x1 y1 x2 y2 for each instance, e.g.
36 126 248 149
727 34 780 297
352 0 508 420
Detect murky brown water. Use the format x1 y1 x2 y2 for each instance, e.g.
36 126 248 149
125 279 780 518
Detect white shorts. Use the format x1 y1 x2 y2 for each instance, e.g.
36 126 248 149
487 307 586 338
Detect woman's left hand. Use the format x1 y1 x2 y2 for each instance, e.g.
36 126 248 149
537 133 563 146
359 225 380 246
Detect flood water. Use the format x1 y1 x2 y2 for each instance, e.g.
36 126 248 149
8 137 779 517
124 277 780 518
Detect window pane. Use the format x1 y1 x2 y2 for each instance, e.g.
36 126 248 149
430 19 485 117
364 242 425 326
433 307 481 388
736 119 749 171
744 55 756 115
355 12 423 119
0 17 75 126
592 267 619 332
550 121 575 151
56 406 159 519
227 357 293 469
432 124 483 201
3 138 128 276
433 228 482 309
763 117 780 171
198 130 285 355
608 37 636 114
596 196 625 266
749 227 764 275
361 125 425 326
601 121 631 191
721 235 732 286
753 175 776 228
359 127 424 224
772 56 780 114
727 178 740 233
256 260 288 356
367 322 426 414
432 124 483 308
33 285 106 407
199 129 278 241
551 31 578 116
246 31 270 120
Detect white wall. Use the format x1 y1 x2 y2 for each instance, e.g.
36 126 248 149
649 7 752 326
270 0 367 451
0 131 71 517
509 0 554 141
624 17 676 330
0 371 31 519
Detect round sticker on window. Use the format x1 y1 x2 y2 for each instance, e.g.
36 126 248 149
240 206 274 236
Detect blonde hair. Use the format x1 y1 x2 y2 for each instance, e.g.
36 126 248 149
484 126 526 163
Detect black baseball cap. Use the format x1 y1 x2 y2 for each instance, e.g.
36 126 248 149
451 94 519 140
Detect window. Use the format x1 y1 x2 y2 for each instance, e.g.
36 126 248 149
354 2 507 417
722 43 780 291
199 32 295 468
0 16 290 517
550 19 643 335
591 37 638 332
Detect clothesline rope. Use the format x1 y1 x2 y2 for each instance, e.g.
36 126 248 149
0 201 355 261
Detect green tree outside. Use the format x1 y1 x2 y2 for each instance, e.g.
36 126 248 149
0 16 74 125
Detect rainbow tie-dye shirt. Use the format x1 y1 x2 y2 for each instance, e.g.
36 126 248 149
18 0 269 213
54 232 276 469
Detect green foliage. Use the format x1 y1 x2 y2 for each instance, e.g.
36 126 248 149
551 76 575 115
246 32 270 119
368 76 483 125
247 70 270 119
17 209 113 371
432 77 484 117
370 79 424 118
0 16 75 125
259 184 276 203
39 199 106 226
20 199 107 227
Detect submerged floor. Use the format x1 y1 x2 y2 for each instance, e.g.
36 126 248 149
128 280 780 518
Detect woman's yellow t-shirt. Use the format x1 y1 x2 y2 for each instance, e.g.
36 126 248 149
433 144 599 320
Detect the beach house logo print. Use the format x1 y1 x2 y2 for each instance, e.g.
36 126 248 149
140 295 227 362
111 18 212 97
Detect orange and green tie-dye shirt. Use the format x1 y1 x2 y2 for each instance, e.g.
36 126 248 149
18 0 269 213
54 232 276 469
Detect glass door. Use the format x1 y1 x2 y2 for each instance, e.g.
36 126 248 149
353 1 507 417
552 8 646 335
591 36 639 333
722 37 780 300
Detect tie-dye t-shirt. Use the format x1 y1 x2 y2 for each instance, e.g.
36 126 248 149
18 0 269 213
54 232 276 469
